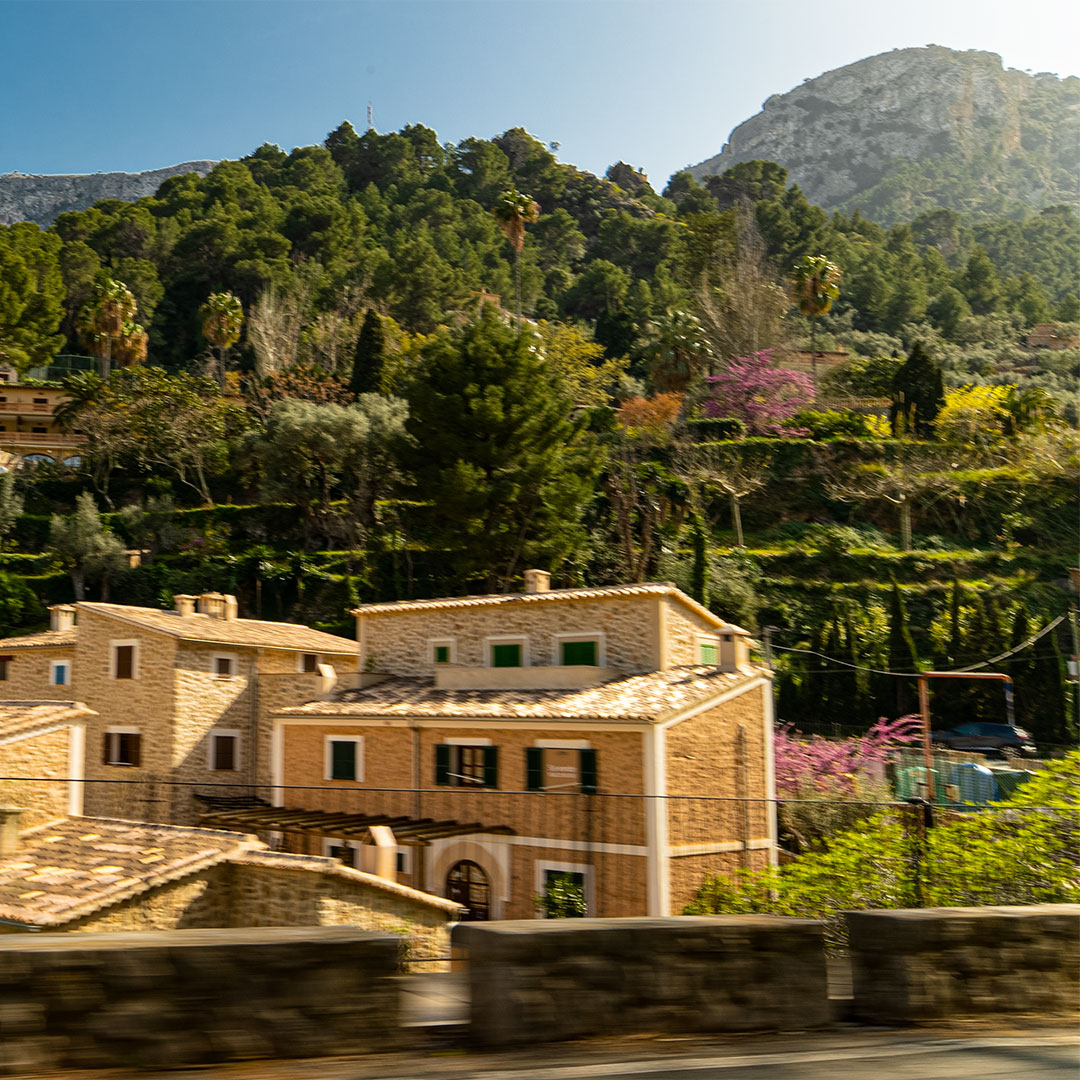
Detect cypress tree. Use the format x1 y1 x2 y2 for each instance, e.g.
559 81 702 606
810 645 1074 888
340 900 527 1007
349 310 385 396
888 581 920 717
689 514 709 607
890 342 944 437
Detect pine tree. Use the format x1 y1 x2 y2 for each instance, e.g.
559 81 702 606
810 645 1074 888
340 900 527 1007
349 310 386 396
890 342 945 436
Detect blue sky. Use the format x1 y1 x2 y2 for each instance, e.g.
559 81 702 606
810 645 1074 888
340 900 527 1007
2 0 1077 187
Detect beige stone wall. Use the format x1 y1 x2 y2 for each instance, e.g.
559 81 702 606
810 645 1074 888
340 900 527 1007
66 859 453 960
358 595 665 675
0 725 76 829
668 848 772 914
71 609 179 820
662 597 725 666
0 644 75 699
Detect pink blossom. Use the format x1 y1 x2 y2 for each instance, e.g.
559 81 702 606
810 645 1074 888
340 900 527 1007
704 350 815 436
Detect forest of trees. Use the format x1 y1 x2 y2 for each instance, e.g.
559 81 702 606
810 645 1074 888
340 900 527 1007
0 122 1076 744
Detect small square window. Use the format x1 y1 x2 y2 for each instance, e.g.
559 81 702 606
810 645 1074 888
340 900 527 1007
211 733 238 771
0 657 10 681
114 644 135 679
326 737 363 781
434 645 450 664
492 643 522 668
301 653 319 673
50 661 69 686
699 642 718 664
561 640 597 666
104 731 141 767
213 655 234 678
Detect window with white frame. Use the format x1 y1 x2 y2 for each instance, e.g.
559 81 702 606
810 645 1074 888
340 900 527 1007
49 659 70 686
211 653 236 679
697 635 721 665
323 837 360 868
429 638 455 666
110 640 139 680
325 736 364 781
208 729 241 772
534 860 593 917
0 655 11 681
486 635 528 668
396 848 412 875
553 632 605 668
298 652 321 674
103 727 141 767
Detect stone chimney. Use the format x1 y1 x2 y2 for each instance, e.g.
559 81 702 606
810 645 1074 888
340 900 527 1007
198 592 226 619
49 604 76 632
0 807 21 857
523 569 551 595
222 595 239 621
174 594 197 618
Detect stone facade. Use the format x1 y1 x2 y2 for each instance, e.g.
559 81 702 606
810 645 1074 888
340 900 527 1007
0 725 80 829
0 926 400 1071
454 916 829 1046
0 642 75 699
848 905 1080 1022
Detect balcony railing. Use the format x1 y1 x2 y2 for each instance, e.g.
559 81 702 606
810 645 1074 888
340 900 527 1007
0 431 87 447
0 402 55 414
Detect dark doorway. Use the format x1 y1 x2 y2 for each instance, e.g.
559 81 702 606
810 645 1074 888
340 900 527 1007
446 859 491 921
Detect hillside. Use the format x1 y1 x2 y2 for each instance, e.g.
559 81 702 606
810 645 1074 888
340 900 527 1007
0 162 217 227
689 46 1080 224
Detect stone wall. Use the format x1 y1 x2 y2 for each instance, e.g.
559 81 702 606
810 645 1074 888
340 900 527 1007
453 916 829 1046
848 905 1080 1023
0 726 78 828
0 926 400 1071
0 644 75 699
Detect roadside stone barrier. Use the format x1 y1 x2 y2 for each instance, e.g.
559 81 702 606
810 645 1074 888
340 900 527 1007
847 905 1080 1023
0 926 401 1073
452 915 829 1046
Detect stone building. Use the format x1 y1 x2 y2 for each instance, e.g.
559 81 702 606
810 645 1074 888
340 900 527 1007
204 574 776 919
0 815 458 958
0 594 360 823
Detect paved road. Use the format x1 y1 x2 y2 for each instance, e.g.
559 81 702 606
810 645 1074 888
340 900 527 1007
41 1029 1079 1080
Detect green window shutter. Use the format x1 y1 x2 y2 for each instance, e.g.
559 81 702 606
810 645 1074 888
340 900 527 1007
483 746 499 789
435 744 451 786
525 747 544 791
700 642 718 665
434 645 450 664
580 748 598 794
331 740 356 780
492 643 522 668
561 640 597 666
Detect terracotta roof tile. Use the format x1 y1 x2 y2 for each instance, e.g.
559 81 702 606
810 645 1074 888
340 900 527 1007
0 701 94 742
76 603 360 654
0 818 253 927
0 629 77 651
278 666 762 723
352 581 738 631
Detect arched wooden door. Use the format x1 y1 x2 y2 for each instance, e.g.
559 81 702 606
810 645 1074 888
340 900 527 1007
446 859 491 921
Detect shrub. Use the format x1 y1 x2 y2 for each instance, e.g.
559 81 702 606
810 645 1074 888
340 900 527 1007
787 408 872 439
686 416 746 441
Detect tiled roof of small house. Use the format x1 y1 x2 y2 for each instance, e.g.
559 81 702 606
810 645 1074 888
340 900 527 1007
0 701 94 742
278 666 761 724
0 818 254 928
0 629 77 651
352 581 746 632
76 603 360 654
0 817 461 928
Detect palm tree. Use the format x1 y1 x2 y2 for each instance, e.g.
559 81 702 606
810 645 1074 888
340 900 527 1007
493 189 540 325
790 255 842 383
199 291 245 388
77 279 141 379
641 308 713 393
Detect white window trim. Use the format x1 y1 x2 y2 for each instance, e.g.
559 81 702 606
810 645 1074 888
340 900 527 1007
534 859 595 918
49 659 70 686
695 634 722 664
324 735 364 782
533 738 592 749
297 652 322 674
551 632 606 668
442 736 493 746
211 652 238 680
396 847 413 875
208 728 242 772
109 639 140 680
428 638 456 666
485 634 529 668
104 726 141 767
322 836 361 865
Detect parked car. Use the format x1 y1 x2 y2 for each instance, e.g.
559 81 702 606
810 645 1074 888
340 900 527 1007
932 722 1038 758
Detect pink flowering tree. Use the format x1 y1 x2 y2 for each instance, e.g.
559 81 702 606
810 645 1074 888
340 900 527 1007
773 716 923 851
704 350 815 435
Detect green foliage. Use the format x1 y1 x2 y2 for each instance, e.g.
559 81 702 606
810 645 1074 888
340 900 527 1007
789 409 872 439
890 342 944 436
685 751 1080 948
0 224 65 372
349 309 386 396
687 416 746 441
533 872 587 918
48 492 126 601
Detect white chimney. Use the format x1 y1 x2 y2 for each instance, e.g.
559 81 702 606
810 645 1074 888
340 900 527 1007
523 569 551 595
222 595 239 621
49 604 76 632
174 594 197 618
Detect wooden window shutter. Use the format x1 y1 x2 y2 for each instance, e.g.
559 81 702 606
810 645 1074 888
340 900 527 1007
483 746 499 789
580 748 598 794
435 744 451 786
102 733 111 766
525 747 544 791
115 645 133 679
129 734 141 768
331 740 355 780
561 640 597 666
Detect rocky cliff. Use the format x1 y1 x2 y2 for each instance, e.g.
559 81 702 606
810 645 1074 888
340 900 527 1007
0 161 217 227
690 46 1080 223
